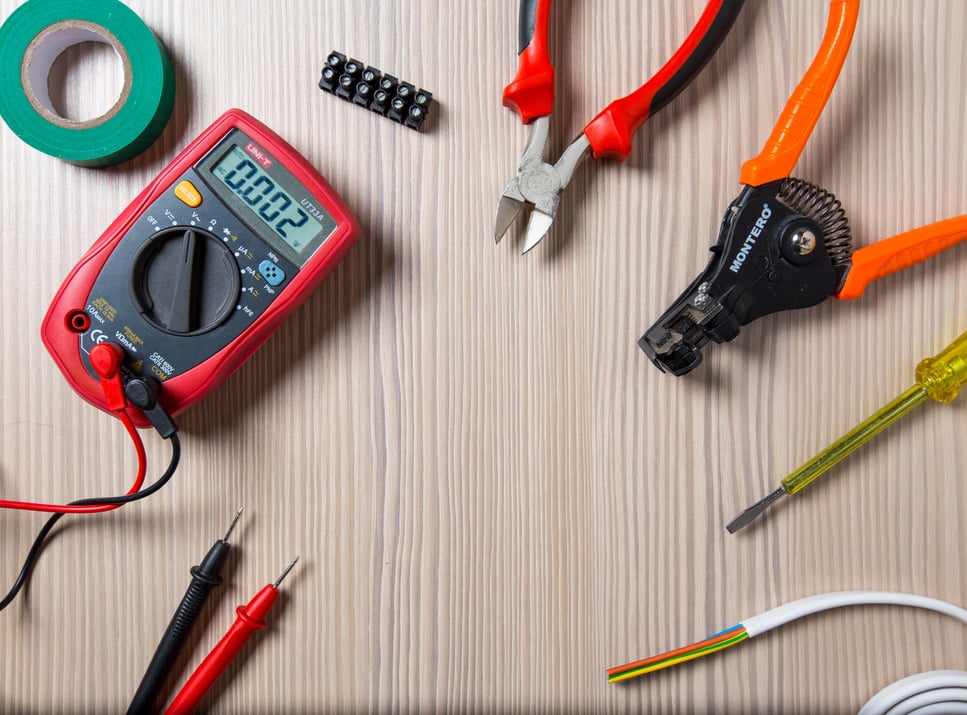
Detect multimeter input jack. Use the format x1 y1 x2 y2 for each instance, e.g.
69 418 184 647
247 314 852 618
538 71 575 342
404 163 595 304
67 310 91 332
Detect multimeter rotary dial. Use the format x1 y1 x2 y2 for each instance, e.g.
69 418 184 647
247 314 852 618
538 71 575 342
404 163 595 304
130 226 240 335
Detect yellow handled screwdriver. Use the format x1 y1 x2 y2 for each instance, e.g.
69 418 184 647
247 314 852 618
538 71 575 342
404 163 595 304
728 329 967 533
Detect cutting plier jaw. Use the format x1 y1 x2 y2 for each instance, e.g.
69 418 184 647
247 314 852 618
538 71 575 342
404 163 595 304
494 116 592 253
641 180 852 376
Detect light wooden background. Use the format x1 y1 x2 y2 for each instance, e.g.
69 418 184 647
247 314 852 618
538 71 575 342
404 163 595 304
1 1 965 713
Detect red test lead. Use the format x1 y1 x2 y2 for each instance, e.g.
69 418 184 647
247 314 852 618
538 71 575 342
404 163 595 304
163 557 299 715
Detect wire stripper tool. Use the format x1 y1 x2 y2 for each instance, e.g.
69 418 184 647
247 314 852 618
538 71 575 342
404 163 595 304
640 0 967 376
494 0 745 253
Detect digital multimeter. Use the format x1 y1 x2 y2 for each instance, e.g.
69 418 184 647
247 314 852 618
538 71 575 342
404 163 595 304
42 109 359 425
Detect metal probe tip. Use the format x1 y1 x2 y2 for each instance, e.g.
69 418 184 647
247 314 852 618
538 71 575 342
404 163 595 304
222 507 244 541
274 556 300 588
726 487 787 534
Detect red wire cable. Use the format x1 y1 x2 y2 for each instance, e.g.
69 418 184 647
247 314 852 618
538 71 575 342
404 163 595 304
0 410 147 514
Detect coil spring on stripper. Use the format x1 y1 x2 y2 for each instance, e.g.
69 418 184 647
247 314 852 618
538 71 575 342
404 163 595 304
778 178 852 267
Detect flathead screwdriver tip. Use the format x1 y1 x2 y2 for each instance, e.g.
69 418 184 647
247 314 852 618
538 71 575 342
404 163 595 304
726 487 787 534
222 507 244 542
274 556 300 588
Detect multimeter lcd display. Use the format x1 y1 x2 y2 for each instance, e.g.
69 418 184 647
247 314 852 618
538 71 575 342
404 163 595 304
212 145 322 252
198 131 339 266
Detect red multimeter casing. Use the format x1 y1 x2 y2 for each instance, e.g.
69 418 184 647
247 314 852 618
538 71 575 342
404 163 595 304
42 109 360 426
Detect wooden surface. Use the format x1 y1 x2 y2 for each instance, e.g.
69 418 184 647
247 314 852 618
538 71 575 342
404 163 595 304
1 1 965 712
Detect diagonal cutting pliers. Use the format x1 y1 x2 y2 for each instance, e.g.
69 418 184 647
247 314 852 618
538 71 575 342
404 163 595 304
494 0 746 254
639 0 967 376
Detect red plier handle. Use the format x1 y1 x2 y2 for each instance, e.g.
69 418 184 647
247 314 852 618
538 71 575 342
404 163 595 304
502 0 554 123
740 0 860 186
585 0 745 161
502 0 746 160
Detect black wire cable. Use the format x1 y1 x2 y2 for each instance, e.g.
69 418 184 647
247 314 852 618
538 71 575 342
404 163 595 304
0 433 181 612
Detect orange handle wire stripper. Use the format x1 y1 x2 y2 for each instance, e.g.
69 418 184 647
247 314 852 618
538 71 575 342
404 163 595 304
640 0 967 376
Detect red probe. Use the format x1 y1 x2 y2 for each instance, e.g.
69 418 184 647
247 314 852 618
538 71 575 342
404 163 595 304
164 557 299 715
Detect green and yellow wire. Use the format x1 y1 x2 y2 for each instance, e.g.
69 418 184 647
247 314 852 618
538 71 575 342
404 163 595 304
606 625 749 683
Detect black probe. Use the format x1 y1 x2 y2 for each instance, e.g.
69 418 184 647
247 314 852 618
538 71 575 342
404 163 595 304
126 508 243 715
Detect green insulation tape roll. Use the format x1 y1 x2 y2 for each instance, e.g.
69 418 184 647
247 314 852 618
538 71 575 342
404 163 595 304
0 0 175 167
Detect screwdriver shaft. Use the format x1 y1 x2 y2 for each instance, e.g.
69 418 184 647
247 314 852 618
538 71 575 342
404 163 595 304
781 385 928 495
729 329 967 533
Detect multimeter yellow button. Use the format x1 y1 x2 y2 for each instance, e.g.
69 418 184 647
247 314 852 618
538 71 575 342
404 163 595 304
174 180 202 207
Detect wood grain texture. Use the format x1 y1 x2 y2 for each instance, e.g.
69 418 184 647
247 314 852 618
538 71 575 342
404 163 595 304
1 1 965 712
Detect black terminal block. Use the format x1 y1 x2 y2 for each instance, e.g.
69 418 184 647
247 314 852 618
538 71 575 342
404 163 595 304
319 51 433 131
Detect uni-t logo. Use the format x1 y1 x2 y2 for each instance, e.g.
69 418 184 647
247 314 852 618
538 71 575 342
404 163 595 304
245 141 273 168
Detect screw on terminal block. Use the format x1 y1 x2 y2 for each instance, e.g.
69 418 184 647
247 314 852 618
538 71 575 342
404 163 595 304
325 51 346 70
404 104 426 130
370 87 391 115
396 81 415 102
378 74 398 95
319 51 346 92
343 58 363 79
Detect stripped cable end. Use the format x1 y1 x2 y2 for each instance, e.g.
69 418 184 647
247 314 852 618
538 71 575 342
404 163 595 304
606 626 749 683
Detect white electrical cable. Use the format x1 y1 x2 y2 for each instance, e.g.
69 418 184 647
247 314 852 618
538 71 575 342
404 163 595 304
735 591 967 715
857 671 967 715
740 590 967 637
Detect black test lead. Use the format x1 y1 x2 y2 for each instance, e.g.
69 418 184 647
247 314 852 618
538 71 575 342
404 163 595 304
126 508 243 715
